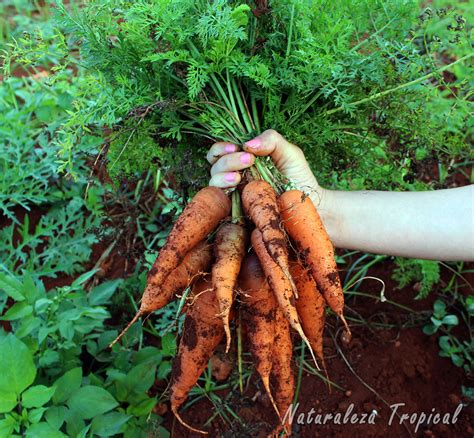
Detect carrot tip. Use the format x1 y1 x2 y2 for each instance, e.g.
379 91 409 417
262 377 280 420
172 405 208 435
109 310 143 348
224 325 231 354
300 331 320 371
339 314 352 343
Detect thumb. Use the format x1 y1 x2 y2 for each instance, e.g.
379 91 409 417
243 130 317 189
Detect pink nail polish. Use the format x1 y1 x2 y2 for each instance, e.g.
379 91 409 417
225 173 236 182
240 153 251 165
245 138 261 149
224 144 236 153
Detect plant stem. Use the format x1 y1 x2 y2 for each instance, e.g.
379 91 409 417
238 81 255 131
191 103 243 140
347 291 417 314
209 74 234 115
231 78 253 135
253 158 272 184
249 164 261 181
225 69 239 120
254 158 285 194
350 15 398 52
325 52 473 116
251 95 261 132
231 190 244 225
287 90 323 126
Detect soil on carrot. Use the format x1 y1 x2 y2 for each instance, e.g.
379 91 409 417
162 261 473 438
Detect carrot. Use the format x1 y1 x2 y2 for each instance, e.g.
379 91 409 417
239 252 279 417
110 241 212 347
109 187 229 347
170 276 224 434
271 306 294 435
290 260 326 371
212 222 247 353
251 228 319 370
242 181 296 295
278 190 350 337
146 186 230 298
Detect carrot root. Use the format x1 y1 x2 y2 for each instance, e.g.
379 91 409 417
339 313 352 343
171 405 208 435
212 223 247 354
262 375 281 420
109 310 143 348
279 190 348 331
251 229 320 371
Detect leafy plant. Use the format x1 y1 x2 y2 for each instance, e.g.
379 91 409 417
392 258 441 299
423 299 459 335
424 297 473 375
40 0 471 193
0 271 172 437
0 197 104 279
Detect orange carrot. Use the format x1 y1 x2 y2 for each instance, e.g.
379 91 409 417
278 190 350 337
271 306 294 435
290 260 326 370
110 241 212 346
242 181 294 291
157 241 212 309
170 276 224 434
239 252 279 417
251 228 319 369
146 186 230 298
110 187 229 348
212 222 247 353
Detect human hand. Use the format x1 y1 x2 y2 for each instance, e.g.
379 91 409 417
206 129 322 199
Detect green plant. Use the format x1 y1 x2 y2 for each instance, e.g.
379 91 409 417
424 297 473 375
0 2 179 436
43 0 472 194
0 197 103 279
0 270 172 437
0 51 106 279
392 258 441 299
0 0 54 49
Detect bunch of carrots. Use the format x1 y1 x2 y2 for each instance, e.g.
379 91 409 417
111 170 351 435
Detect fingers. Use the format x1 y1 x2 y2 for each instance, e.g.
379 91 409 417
209 171 242 189
207 141 254 188
242 129 305 174
210 152 255 176
207 130 314 191
206 142 238 165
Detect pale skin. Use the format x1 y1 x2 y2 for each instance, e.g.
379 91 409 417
207 129 474 262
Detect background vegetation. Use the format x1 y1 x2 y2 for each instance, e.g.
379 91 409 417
0 0 472 436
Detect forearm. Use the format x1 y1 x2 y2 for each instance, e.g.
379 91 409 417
313 185 474 261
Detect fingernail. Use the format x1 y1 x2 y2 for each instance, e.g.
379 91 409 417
240 153 252 165
225 172 236 182
224 143 236 153
245 137 261 149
